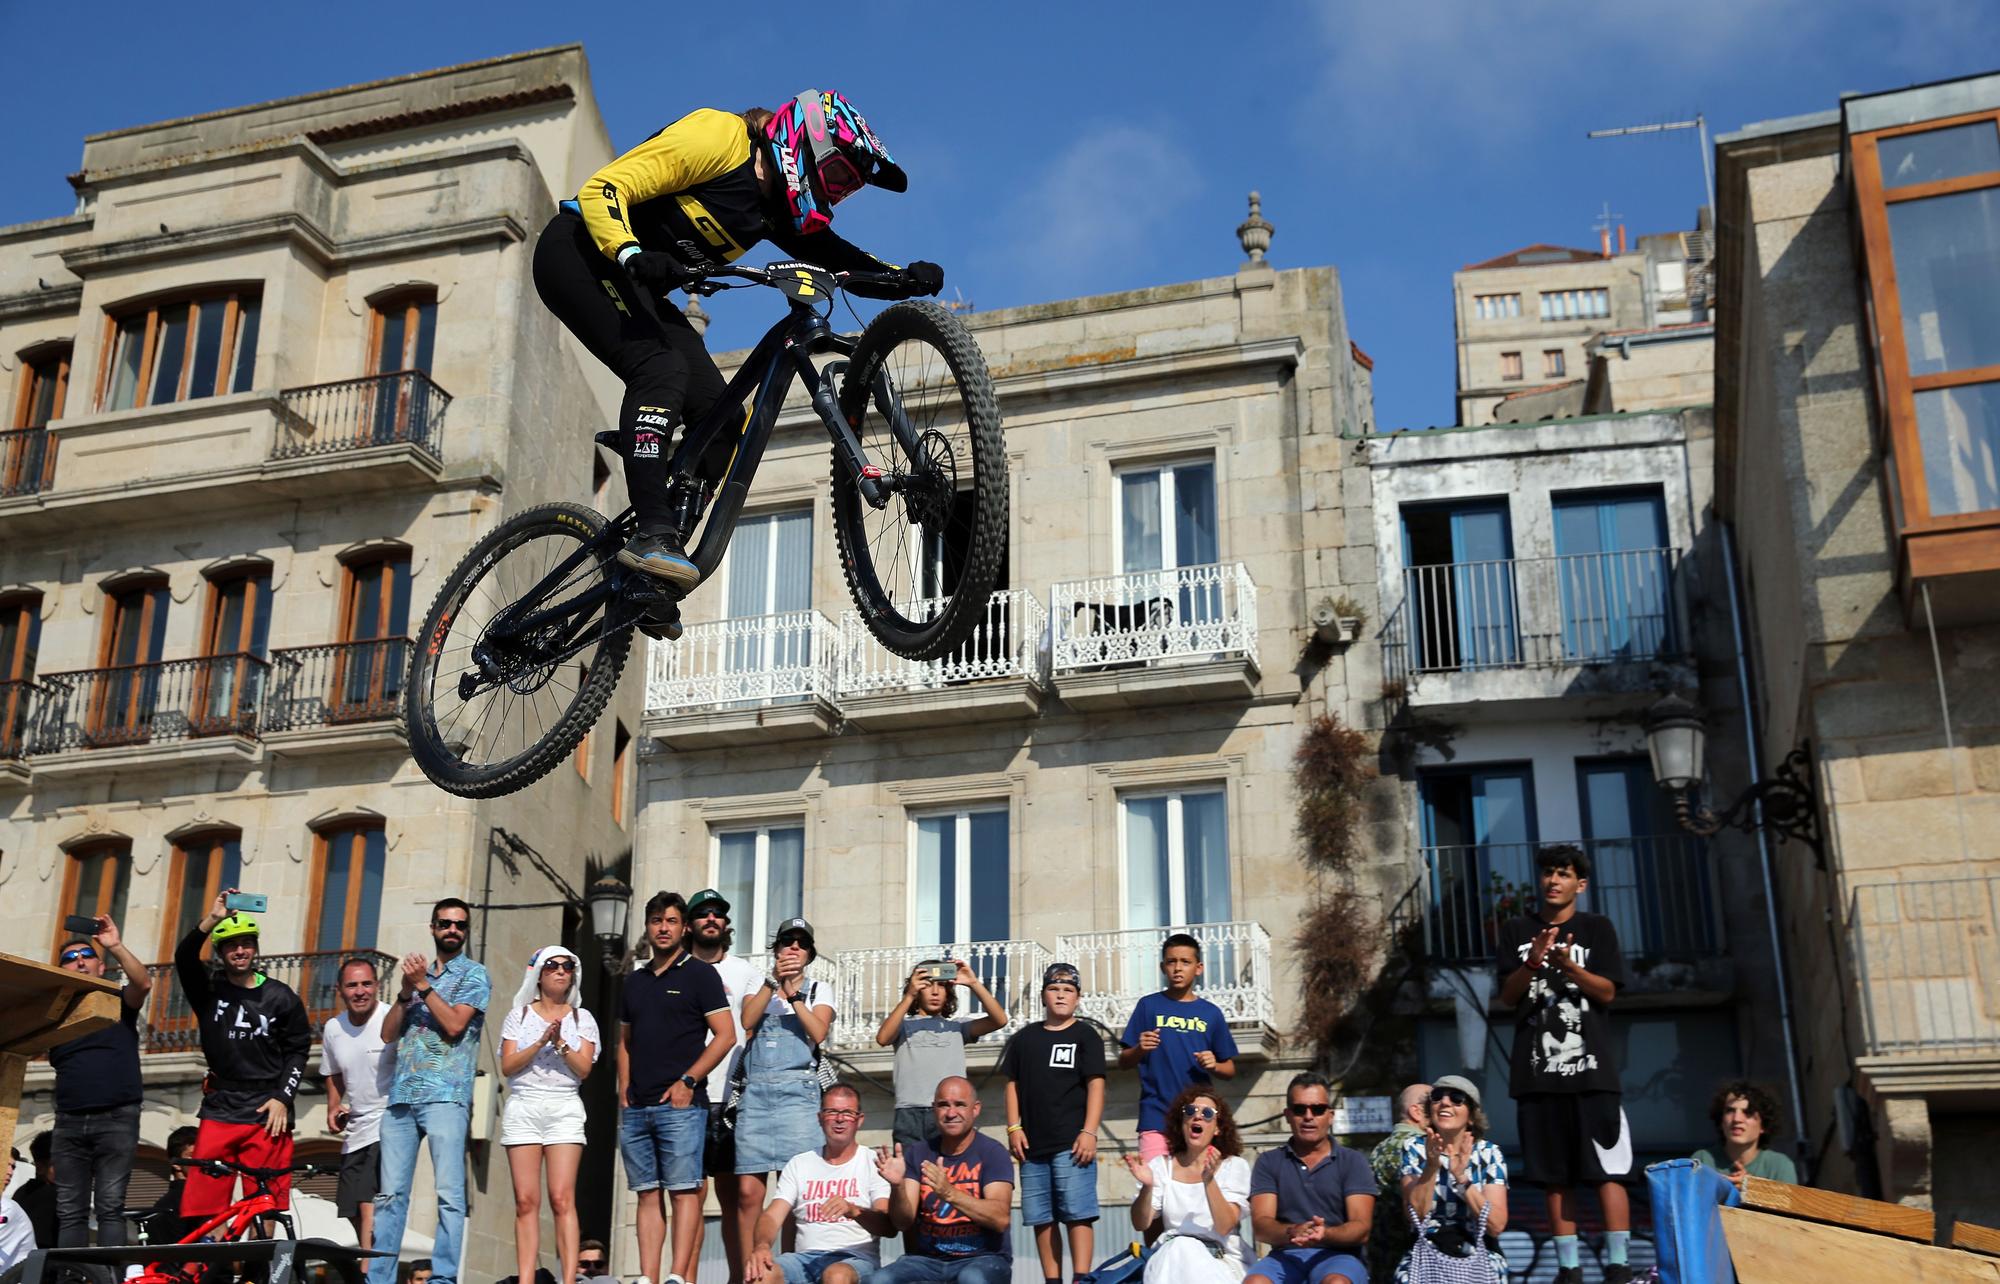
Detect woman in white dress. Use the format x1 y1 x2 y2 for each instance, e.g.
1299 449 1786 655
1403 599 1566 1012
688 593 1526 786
1123 1085 1255 1284
498 945 600 1284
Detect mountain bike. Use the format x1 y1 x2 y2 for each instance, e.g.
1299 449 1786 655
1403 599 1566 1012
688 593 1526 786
4 1159 351 1284
403 261 1007 797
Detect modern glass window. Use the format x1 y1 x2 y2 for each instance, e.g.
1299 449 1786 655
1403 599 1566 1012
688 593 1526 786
367 291 441 444
334 552 411 718
1499 351 1524 381
1854 112 2000 526
1122 788 1230 928
1544 349 1567 378
1474 293 1521 320
714 824 804 954
101 292 260 412
1577 758 1715 959
1538 288 1610 321
722 509 814 687
1399 501 1519 670
0 594 38 757
1117 460 1218 575
59 840 132 961
91 579 170 744
1551 487 1673 661
197 569 272 731
910 808 1009 946
1418 765 1537 963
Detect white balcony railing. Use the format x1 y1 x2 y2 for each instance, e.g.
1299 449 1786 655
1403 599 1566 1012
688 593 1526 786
1049 563 1259 674
1850 876 2000 1056
840 591 1049 696
645 609 841 715
831 939 1056 1051
1055 921 1274 1031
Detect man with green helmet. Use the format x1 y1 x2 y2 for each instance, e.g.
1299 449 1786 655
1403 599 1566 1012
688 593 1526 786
174 889 313 1221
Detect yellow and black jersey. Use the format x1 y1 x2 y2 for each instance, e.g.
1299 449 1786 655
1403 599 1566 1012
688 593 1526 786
573 107 893 277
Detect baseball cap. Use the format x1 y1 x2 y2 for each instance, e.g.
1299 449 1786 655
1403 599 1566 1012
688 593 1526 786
687 888 732 917
1042 963 1082 991
1431 1074 1482 1107
771 916 815 948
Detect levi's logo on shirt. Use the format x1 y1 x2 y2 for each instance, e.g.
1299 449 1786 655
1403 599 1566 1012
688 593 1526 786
1153 1013 1210 1033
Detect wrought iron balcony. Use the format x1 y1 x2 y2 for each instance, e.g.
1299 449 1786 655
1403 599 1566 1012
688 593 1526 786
1850 876 2000 1056
1049 563 1260 674
266 638 410 731
1383 549 1682 687
1416 835 1720 966
27 654 269 754
274 370 448 462
141 949 398 1054
0 427 56 498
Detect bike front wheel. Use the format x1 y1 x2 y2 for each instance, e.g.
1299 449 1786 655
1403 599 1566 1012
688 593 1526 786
404 502 632 797
833 300 1008 661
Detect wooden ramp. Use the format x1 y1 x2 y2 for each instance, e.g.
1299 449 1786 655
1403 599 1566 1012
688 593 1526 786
0 951 124 1159
1723 1175 2000 1282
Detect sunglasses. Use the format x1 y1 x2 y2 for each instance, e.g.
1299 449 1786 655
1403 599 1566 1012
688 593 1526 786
433 919 469 932
1287 1103 1331 1118
693 909 729 921
541 958 577 972
61 948 99 963
1429 1088 1472 1108
578 1262 605 1270
1180 1105 1219 1121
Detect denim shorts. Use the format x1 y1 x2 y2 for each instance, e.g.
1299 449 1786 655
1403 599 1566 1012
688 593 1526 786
1020 1150 1099 1226
620 1101 707 1193
1248 1248 1369 1284
777 1248 877 1284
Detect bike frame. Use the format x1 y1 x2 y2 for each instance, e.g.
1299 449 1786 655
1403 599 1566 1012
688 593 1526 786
133 1187 294 1283
473 267 927 679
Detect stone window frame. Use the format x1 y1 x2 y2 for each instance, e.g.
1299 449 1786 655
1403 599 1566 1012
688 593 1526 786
1086 756 1247 934
1090 424 1238 584
1849 106 2000 544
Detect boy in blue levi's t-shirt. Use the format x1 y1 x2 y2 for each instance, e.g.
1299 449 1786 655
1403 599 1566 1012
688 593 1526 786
1118 932 1238 1163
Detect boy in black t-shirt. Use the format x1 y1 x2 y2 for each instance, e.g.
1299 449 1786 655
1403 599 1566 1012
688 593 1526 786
1495 844 1632 1284
1000 964 1105 1284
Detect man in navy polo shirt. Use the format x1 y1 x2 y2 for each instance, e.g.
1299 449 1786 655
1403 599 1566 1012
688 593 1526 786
1246 1073 1375 1284
620 891 735 1284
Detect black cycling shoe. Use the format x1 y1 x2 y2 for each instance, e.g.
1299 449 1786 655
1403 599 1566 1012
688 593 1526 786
1553 1269 1585 1284
617 531 699 590
1602 1265 1634 1284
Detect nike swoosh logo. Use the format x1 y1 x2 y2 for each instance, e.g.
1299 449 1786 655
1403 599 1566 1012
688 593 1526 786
1593 1108 1634 1175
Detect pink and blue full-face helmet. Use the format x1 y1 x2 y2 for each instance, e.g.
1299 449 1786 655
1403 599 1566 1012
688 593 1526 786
764 89 907 234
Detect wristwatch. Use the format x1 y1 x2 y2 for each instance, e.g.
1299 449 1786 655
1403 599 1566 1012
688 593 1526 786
413 985 433 1001
680 1073 699 1091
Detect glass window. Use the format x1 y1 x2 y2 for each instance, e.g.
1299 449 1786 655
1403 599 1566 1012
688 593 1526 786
107 317 146 411
1500 352 1523 381
1879 121 2000 189
1418 766 1536 963
1914 381 2000 517
911 808 1009 945
1400 501 1520 671
231 299 260 393
1578 759 1716 960
92 581 169 744
15 346 69 429
715 824 805 952
169 831 244 953
1122 788 1230 928
1474 293 1520 320
721 509 814 692
313 824 386 953
334 553 411 717
1543 349 1566 378
1552 488 1672 660
60 841 131 959
200 571 272 730
0 595 38 757
102 292 260 412
1887 187 2000 378
1117 460 1218 574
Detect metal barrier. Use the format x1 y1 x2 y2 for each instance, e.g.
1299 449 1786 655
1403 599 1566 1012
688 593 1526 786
1049 562 1259 674
1417 836 1720 964
274 370 448 461
1850 876 2000 1055
267 638 410 730
28 655 269 753
142 949 398 1053
841 590 1049 696
645 609 841 715
1383 549 1680 678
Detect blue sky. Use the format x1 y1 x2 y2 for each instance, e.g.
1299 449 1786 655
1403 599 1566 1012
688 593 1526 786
3 0 1994 430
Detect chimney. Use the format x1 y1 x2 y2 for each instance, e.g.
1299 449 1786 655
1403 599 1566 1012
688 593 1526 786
1618 223 1628 254
1600 226 1611 258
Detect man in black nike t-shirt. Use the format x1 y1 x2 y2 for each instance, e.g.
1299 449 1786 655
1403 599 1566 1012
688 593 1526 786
175 890 312 1224
1495 844 1632 1284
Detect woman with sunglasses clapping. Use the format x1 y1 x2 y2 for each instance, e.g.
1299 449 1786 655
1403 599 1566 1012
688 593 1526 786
499 946 600 1284
1396 1076 1509 1283
1123 1086 1254 1284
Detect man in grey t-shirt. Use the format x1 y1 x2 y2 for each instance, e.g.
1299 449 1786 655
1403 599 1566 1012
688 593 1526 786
873 960 1008 1148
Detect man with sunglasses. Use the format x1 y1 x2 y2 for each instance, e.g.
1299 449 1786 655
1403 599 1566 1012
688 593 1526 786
1246 1073 1373 1284
372 899 491 1284
48 914 150 1246
576 1239 612 1280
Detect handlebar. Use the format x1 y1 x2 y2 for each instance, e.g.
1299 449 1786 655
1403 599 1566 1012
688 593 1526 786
682 262 907 299
194 1158 327 1180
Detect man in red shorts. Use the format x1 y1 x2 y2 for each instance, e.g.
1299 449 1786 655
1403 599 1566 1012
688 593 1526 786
175 890 313 1223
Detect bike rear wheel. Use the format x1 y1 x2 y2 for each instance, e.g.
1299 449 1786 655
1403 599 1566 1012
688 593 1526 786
404 502 631 797
833 300 1007 661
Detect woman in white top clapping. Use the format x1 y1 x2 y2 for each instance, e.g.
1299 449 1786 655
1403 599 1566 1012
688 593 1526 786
1124 1086 1254 1284
499 945 600 1284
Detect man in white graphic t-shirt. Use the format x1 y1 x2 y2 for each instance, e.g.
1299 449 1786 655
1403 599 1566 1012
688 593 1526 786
319 956 396 1250
745 1084 893 1284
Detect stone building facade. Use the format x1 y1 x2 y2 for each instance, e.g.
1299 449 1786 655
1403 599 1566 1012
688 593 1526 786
1714 73 2000 1224
0 46 643 1279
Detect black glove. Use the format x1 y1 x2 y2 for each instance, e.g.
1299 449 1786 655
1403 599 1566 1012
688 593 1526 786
622 250 693 292
901 261 944 297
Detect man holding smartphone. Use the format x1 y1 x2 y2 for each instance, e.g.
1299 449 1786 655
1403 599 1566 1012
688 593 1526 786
50 913 151 1246
176 890 313 1223
320 956 395 1251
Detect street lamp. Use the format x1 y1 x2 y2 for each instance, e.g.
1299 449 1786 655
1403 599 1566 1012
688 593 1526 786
1642 696 1824 862
585 875 633 974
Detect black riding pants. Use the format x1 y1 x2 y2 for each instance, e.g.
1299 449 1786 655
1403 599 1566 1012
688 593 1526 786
532 210 727 530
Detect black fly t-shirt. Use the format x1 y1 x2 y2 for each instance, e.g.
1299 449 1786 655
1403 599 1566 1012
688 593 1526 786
1495 911 1626 1095
998 1021 1106 1159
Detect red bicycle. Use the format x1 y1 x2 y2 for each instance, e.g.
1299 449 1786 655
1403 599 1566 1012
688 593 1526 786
7 1158 366 1284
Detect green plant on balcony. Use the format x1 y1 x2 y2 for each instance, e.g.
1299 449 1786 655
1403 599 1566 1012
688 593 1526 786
1484 871 1539 945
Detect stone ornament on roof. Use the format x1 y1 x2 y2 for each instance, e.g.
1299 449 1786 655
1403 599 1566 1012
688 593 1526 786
1237 191 1274 264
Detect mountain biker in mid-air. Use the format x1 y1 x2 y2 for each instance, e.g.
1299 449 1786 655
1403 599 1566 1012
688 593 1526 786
532 90 945 590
